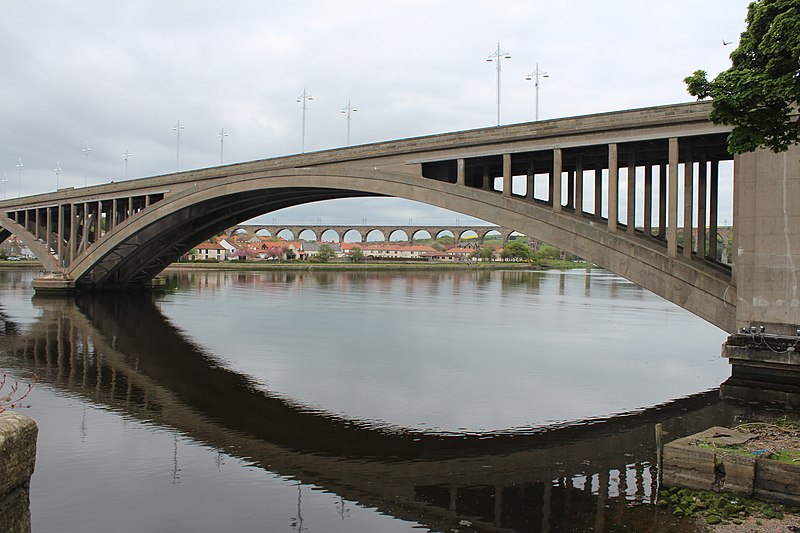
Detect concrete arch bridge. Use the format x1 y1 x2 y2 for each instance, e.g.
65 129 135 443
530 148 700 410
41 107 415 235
0 100 798 390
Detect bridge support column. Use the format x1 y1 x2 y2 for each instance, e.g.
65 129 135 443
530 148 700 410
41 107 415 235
720 144 800 405
552 148 562 212
667 137 679 257
607 144 618 231
574 157 583 214
502 153 511 198
626 152 635 234
644 163 653 236
683 151 694 258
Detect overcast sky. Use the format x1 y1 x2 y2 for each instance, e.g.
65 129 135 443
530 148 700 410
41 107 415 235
0 1 750 226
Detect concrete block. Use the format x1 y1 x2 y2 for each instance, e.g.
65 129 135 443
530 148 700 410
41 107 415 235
754 459 800 506
0 413 38 497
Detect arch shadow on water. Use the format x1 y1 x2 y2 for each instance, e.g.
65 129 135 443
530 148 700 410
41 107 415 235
0 290 750 532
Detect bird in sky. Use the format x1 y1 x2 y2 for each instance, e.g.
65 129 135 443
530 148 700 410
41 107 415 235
722 38 732 46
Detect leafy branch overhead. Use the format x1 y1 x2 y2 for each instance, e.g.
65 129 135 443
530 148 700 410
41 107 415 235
684 0 800 153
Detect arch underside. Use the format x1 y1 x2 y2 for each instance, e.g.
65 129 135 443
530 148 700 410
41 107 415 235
65 170 735 331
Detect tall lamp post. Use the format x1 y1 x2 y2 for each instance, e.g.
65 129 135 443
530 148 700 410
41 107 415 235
217 128 228 164
1 173 7 199
16 157 23 197
486 42 511 126
122 148 131 179
173 121 184 172
296 88 313 153
81 141 91 187
340 100 358 146
525 63 549 121
54 162 62 189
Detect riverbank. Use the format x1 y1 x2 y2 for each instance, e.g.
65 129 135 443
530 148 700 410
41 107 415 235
164 259 592 272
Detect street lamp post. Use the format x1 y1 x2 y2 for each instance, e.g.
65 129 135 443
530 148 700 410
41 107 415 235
296 88 313 153
340 100 358 146
81 141 91 187
122 148 131 179
173 121 184 172
54 162 62 189
217 128 228 164
525 63 550 121
486 42 511 126
1 173 7 199
16 157 23 197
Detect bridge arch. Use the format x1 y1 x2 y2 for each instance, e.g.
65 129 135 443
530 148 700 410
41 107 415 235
365 229 386 242
320 229 340 242
56 168 733 331
342 229 363 242
411 229 432 242
388 229 409 242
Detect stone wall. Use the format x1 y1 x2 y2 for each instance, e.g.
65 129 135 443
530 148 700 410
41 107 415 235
0 412 38 532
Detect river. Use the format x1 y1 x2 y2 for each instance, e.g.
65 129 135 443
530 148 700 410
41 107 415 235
0 267 742 532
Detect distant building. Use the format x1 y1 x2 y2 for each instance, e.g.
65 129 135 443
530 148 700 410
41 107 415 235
189 242 228 261
343 242 440 260
302 242 343 259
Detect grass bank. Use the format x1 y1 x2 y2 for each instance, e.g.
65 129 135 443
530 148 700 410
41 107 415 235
164 259 593 273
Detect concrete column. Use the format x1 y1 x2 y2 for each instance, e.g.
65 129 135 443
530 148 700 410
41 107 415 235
683 153 694 258
644 164 653 236
627 153 636 234
45 207 52 254
697 160 707 258
69 204 77 264
457 158 465 186
608 143 618 232
526 165 534 201
503 153 511 197
482 165 490 191
667 138 680 257
658 163 668 240
709 160 719 261
552 148 562 212
575 157 584 214
57 204 64 267
109 199 117 231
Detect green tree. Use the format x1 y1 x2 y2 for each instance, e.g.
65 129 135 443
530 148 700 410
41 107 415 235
471 246 496 262
315 244 336 263
684 0 800 153
350 247 365 263
501 241 532 261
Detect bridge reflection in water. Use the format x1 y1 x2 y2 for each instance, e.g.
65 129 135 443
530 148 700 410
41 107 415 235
4 294 743 532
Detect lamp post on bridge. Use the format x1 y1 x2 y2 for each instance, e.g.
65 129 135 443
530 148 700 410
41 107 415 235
122 148 131 179
340 100 357 146
16 157 23 198
2 172 9 199
217 128 228 164
81 141 91 187
486 42 511 126
525 63 549 121
296 88 313 153
54 162 62 190
173 121 184 172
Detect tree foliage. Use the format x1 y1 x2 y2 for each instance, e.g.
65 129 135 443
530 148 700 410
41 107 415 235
315 244 336 262
349 247 365 263
684 0 800 153
501 241 532 261
471 246 496 262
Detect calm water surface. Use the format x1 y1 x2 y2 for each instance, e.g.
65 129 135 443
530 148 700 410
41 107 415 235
0 268 744 532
